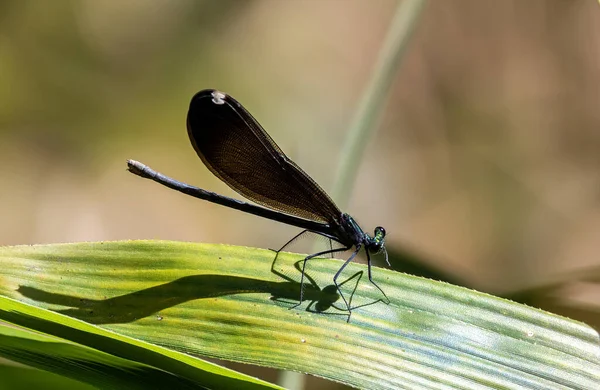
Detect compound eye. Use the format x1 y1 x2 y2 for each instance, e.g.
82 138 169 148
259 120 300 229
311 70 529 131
375 226 386 237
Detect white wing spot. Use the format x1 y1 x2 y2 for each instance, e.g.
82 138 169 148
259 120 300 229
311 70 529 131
211 90 226 105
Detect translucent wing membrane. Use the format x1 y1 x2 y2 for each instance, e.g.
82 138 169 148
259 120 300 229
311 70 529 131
187 90 342 224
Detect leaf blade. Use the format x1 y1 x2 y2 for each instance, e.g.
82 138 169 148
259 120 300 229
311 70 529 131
1 241 599 389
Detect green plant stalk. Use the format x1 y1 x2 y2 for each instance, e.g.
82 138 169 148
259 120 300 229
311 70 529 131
288 1 427 388
331 0 427 208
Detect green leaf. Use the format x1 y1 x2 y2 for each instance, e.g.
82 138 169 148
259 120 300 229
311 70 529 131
0 363 96 390
0 321 194 389
504 266 600 331
0 297 281 390
1 241 599 389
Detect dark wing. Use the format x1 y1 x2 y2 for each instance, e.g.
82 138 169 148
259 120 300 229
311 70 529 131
186 89 342 224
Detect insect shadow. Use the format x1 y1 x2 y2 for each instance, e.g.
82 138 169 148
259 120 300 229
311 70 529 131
270 246 384 321
15 248 380 325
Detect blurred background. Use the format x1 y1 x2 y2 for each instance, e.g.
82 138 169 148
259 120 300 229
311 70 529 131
1 0 599 388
